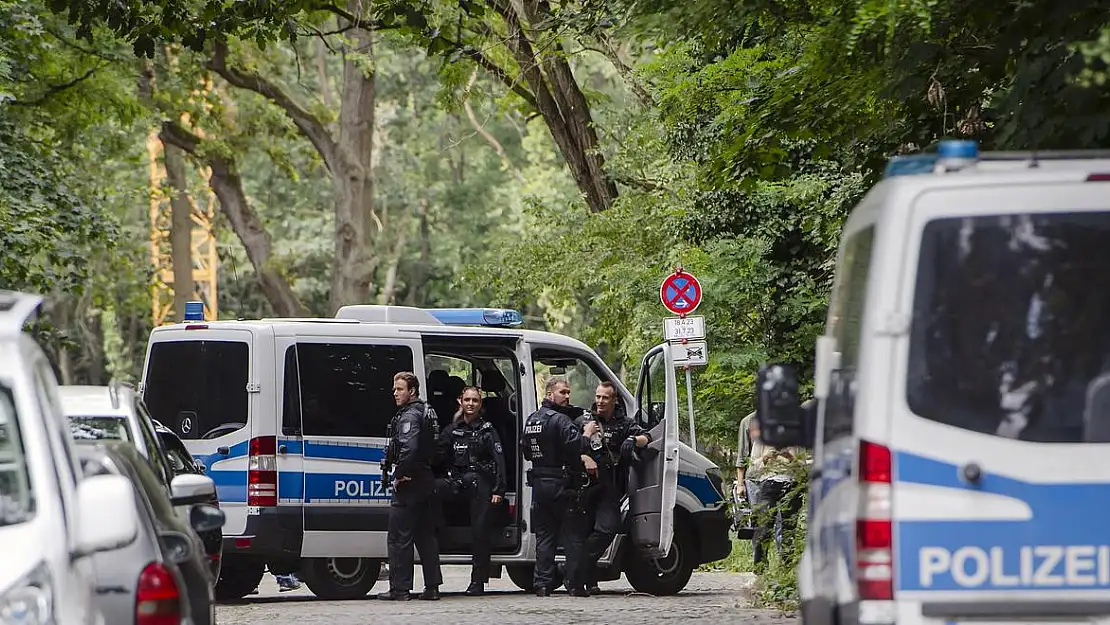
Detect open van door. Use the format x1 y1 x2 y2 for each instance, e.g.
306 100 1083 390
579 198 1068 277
629 343 680 558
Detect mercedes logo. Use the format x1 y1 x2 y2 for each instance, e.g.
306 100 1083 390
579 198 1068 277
180 417 193 435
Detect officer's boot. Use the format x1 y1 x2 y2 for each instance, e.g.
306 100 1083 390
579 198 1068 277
465 582 484 596
418 585 441 601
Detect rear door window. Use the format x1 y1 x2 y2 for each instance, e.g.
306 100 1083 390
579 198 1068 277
144 340 250 440
908 211 1110 442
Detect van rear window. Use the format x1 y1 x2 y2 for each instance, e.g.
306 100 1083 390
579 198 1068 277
145 340 249 440
907 211 1110 442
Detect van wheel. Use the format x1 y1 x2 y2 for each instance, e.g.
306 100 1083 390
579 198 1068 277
301 557 381 600
625 525 696 596
214 558 265 601
506 564 565 592
506 565 535 592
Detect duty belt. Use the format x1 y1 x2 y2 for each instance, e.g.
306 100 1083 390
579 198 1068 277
530 466 567 478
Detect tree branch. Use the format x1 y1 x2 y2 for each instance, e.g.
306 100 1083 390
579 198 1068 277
459 44 537 108
9 64 105 107
159 121 310 318
207 40 339 172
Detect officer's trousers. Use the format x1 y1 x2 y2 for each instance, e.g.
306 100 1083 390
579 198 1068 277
567 480 621 587
387 478 443 592
531 477 576 592
440 473 496 583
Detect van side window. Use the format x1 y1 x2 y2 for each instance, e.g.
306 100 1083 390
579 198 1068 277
282 345 301 435
296 343 414 438
531 349 608 411
822 226 876 443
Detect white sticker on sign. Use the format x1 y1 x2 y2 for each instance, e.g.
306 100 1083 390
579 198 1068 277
672 340 709 366
664 315 706 341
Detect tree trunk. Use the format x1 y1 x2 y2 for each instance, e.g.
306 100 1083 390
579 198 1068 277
490 0 618 213
160 122 309 318
163 140 196 321
330 0 378 313
404 199 431 306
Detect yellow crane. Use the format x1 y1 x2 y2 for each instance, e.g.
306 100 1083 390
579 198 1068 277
146 131 219 325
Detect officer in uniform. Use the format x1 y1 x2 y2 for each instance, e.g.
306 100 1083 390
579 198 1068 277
438 386 507 596
570 381 652 594
520 375 598 597
378 371 444 601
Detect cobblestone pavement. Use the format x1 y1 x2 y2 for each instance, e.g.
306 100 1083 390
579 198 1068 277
217 566 798 625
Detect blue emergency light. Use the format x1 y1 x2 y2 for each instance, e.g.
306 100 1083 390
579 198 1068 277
183 301 205 322
884 140 981 177
425 308 524 327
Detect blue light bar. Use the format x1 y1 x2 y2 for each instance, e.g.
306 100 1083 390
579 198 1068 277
425 308 524 327
937 139 979 159
884 154 939 177
183 301 205 322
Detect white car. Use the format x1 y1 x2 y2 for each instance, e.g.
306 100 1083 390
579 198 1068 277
0 291 141 625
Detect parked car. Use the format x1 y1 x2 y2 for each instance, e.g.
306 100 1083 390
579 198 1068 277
0 290 141 625
77 440 224 625
60 382 224 579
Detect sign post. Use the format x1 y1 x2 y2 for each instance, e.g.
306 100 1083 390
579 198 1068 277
660 268 706 450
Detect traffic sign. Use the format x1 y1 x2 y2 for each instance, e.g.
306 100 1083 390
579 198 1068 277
664 315 706 341
672 341 708 366
660 270 702 315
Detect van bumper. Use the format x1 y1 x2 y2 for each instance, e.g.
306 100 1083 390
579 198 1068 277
689 506 733 564
222 507 303 558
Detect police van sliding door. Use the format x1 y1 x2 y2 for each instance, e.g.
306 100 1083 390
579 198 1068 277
890 183 1110 609
629 343 680 559
293 336 425 558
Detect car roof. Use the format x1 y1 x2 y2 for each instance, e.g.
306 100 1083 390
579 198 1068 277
57 385 135 418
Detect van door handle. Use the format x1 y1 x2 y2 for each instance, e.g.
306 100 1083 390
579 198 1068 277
216 446 230 455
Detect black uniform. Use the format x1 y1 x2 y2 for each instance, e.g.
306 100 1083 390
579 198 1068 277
520 399 587 595
570 402 651 591
381 399 443 598
438 416 507 588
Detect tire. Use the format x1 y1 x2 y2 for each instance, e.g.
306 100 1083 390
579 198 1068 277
625 523 696 596
505 563 565 592
300 557 382 600
214 557 265 602
506 564 535 592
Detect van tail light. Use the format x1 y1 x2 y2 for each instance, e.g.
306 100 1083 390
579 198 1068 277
248 435 278 507
136 562 182 625
1087 173 1110 182
856 440 894 601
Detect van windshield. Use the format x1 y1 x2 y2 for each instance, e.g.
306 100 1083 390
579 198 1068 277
144 340 249 440
0 385 34 526
907 211 1110 442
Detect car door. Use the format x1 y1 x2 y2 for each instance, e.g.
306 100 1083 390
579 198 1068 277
629 343 680 559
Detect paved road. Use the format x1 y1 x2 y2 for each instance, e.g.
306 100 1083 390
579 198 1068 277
217 567 795 625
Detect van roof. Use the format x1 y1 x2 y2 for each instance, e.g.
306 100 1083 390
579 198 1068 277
148 317 599 352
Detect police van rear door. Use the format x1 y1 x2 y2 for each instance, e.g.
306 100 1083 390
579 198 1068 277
629 343 680 559
890 177 1110 614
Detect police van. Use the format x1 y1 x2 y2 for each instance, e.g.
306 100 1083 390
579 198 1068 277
139 305 731 600
754 140 1110 625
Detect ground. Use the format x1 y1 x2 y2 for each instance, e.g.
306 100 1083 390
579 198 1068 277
216 566 797 625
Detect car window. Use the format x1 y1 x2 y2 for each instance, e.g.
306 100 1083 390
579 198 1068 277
294 342 415 438
907 211 1110 442
113 448 176 525
144 339 250 441
135 399 173 487
0 384 34 526
531 348 610 411
69 416 131 442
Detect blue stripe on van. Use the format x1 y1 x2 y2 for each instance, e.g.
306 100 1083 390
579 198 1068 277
678 472 724 506
894 449 1110 592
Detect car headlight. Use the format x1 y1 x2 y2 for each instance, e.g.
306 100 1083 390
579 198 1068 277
0 561 54 625
706 466 726 501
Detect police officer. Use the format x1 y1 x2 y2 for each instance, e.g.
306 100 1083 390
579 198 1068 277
378 371 444 601
520 376 598 597
438 386 507 596
570 381 652 594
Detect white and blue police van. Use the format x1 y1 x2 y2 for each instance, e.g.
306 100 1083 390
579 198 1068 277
139 305 731 600
754 140 1110 625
